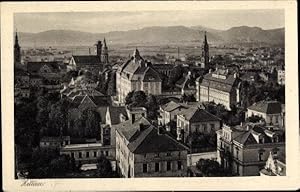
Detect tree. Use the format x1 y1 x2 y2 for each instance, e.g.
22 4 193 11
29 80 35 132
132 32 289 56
125 91 134 105
81 108 101 139
246 115 264 123
130 91 147 107
168 65 183 87
96 155 113 177
145 94 159 120
196 159 230 177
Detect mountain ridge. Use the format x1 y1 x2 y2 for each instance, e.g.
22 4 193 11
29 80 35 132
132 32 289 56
17 25 285 47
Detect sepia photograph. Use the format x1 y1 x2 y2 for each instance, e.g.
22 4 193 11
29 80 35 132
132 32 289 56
2 1 299 191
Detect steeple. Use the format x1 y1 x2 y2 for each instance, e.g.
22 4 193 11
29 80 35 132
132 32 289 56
14 30 21 64
202 31 209 69
95 40 102 62
101 38 109 63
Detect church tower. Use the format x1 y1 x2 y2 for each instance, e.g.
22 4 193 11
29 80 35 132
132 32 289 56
202 31 209 69
14 31 21 64
101 38 109 64
96 40 102 62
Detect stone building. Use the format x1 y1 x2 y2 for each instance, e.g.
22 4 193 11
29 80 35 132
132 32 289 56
115 116 188 177
216 123 285 176
67 39 109 73
196 68 241 110
116 49 162 104
176 106 221 143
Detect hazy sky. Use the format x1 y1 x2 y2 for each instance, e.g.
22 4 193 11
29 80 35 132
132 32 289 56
14 10 284 33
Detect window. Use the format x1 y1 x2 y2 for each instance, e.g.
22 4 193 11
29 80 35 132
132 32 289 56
86 151 89 158
106 151 109 156
275 116 279 123
236 165 240 175
155 163 160 172
258 152 264 161
79 152 82 158
210 123 215 130
203 124 207 133
71 152 74 158
178 152 181 157
166 152 171 156
167 161 171 171
177 161 182 170
259 137 264 144
236 149 239 160
94 151 97 157
143 164 147 173
155 153 160 158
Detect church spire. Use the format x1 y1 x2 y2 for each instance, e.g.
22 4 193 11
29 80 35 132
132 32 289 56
101 38 109 63
14 30 21 64
202 31 209 69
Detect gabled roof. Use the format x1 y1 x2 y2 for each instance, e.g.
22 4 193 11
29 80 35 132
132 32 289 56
114 117 151 142
128 127 188 154
161 101 183 112
72 55 101 66
248 100 282 114
180 107 220 123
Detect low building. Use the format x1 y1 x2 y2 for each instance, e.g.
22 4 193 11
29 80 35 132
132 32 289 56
260 151 286 176
40 136 71 149
216 124 285 176
246 100 284 127
60 143 115 166
176 106 221 143
115 116 189 177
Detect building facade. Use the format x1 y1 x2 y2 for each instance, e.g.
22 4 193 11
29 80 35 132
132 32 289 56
216 124 285 176
116 49 162 103
196 68 241 110
115 116 188 177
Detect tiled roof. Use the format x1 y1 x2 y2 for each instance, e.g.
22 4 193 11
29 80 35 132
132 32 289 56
27 61 59 73
115 117 151 141
72 55 101 66
161 101 183 112
128 127 188 154
180 107 220 123
200 70 240 93
107 106 128 125
248 100 282 114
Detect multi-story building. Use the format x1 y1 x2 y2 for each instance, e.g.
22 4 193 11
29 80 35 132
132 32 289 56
115 116 188 177
246 100 284 128
216 123 285 176
196 68 241 110
116 49 162 103
40 136 71 149
176 106 221 142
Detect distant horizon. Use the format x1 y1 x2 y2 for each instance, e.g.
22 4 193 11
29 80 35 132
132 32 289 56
16 24 285 34
14 10 284 33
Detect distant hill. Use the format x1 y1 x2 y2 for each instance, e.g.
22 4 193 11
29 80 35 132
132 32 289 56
18 25 284 47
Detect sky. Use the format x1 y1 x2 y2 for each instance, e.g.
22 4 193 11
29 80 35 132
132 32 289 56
14 10 284 33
